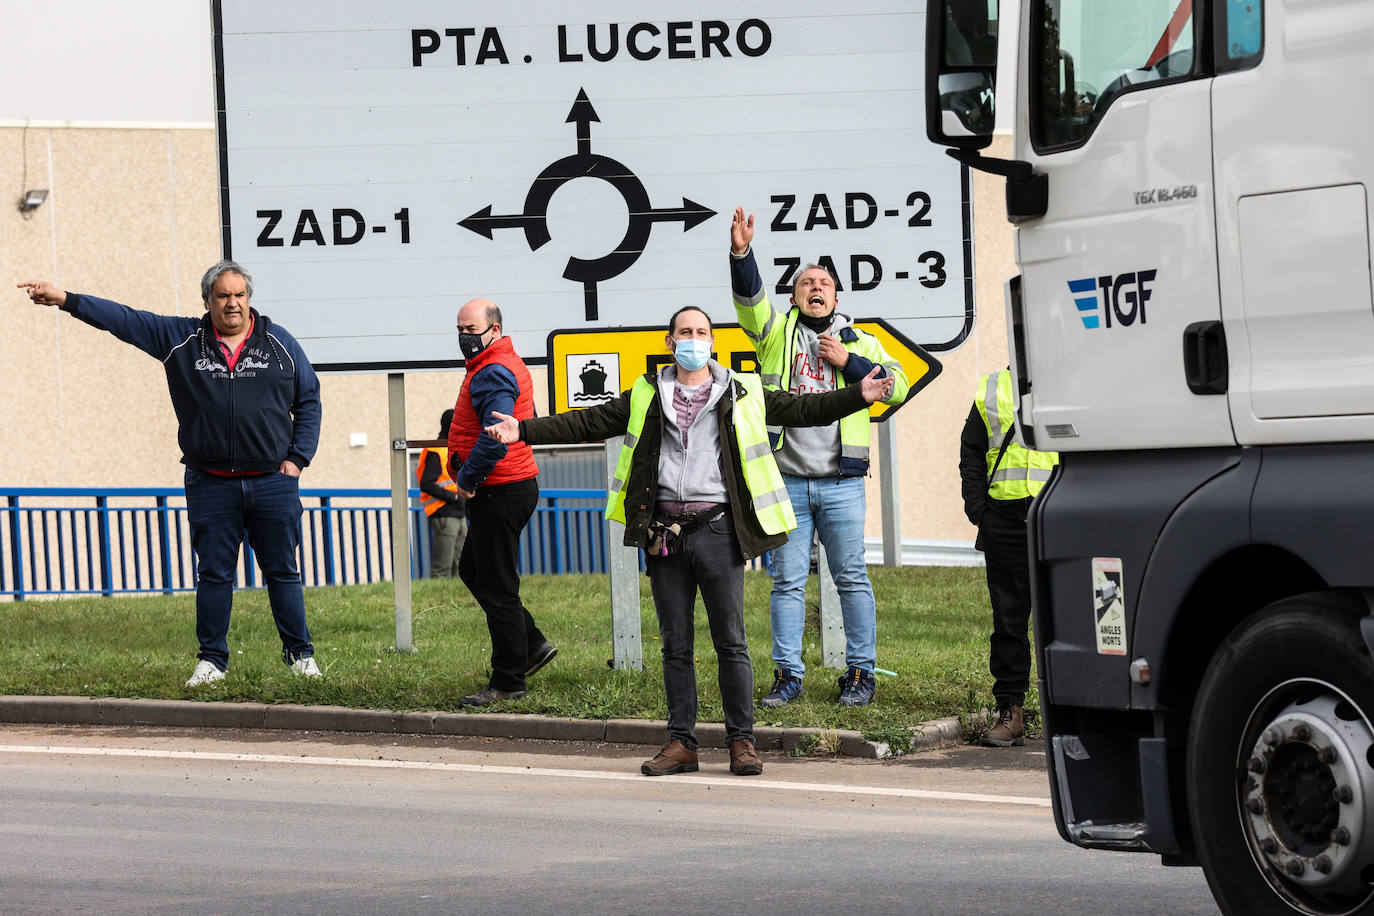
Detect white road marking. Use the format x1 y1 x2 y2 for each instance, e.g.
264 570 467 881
0 744 1050 807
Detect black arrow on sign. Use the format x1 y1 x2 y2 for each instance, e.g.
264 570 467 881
456 90 718 321
567 88 600 157
642 197 716 231
457 206 543 240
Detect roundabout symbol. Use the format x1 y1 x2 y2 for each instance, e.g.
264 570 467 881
459 89 716 321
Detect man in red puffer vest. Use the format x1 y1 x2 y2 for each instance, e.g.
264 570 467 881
448 297 557 706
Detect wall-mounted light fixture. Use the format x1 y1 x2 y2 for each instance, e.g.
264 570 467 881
19 189 48 213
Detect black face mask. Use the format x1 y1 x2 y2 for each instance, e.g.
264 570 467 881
459 325 493 360
798 312 834 333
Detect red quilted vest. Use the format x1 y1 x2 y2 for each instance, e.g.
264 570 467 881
448 337 538 485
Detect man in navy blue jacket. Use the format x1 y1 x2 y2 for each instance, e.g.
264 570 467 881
20 261 323 687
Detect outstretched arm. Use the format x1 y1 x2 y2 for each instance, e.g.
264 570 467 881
763 367 892 428
20 282 192 360
488 392 636 447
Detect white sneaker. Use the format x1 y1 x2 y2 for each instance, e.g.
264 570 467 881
290 656 322 677
185 660 225 687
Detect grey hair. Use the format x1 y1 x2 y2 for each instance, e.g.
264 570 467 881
200 259 253 301
790 262 837 299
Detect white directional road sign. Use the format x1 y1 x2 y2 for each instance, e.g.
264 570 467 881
214 1 971 371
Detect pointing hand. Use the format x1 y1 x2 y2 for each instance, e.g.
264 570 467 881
17 281 65 308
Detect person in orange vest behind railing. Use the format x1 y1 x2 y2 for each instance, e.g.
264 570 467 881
417 409 467 579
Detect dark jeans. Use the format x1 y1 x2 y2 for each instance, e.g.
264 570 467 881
184 467 313 671
980 505 1032 708
645 512 753 750
458 477 546 692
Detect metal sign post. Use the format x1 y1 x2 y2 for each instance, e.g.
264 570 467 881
605 438 642 670
879 419 902 567
388 373 413 652
818 543 844 670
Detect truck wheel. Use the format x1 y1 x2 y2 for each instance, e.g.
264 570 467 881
1188 595 1374 915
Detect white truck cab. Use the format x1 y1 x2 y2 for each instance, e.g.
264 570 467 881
927 2 1374 913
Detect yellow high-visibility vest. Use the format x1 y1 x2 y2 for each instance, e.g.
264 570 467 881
976 370 1059 501
606 374 795 534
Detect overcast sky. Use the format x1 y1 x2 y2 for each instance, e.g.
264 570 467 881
4 0 213 123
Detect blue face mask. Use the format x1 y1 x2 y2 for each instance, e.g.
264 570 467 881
672 338 711 372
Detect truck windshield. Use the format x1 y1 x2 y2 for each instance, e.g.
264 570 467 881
1033 0 1195 149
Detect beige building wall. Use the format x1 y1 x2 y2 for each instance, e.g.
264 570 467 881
2 126 1016 548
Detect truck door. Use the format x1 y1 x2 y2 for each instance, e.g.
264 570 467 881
1015 0 1235 452
1211 2 1374 445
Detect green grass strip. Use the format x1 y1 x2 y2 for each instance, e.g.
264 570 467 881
0 566 1037 742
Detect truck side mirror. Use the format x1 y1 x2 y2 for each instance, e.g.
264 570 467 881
925 0 999 150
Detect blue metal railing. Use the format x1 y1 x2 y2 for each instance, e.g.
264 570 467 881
0 487 609 600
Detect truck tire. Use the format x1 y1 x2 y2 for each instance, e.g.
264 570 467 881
1188 594 1374 915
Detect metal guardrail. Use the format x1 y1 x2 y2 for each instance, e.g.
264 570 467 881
0 486 609 600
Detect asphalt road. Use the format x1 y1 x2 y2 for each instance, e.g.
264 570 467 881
0 725 1220 915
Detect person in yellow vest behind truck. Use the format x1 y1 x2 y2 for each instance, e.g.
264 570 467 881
959 368 1059 747
482 306 894 779
417 409 467 578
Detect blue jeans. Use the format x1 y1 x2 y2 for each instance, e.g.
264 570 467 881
769 475 876 677
184 468 313 671
645 512 753 750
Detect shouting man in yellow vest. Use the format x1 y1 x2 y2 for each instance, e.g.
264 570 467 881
729 208 910 710
959 369 1059 747
417 409 467 578
484 306 893 778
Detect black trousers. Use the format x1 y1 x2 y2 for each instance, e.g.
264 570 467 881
979 504 1032 708
644 513 753 750
458 477 547 692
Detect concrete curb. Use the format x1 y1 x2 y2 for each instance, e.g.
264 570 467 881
0 696 966 758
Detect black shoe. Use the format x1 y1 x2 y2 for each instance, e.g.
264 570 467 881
525 642 559 678
460 686 527 707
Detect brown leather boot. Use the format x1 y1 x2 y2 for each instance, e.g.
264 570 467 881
641 738 699 776
729 738 763 776
982 705 1026 747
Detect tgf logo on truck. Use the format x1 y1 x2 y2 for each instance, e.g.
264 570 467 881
1067 270 1157 330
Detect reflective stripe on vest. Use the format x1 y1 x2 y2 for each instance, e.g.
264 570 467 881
733 374 795 534
605 382 651 524
976 370 1060 501
605 374 796 535
416 447 458 517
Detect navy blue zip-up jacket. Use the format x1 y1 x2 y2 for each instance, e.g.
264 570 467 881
62 293 322 473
